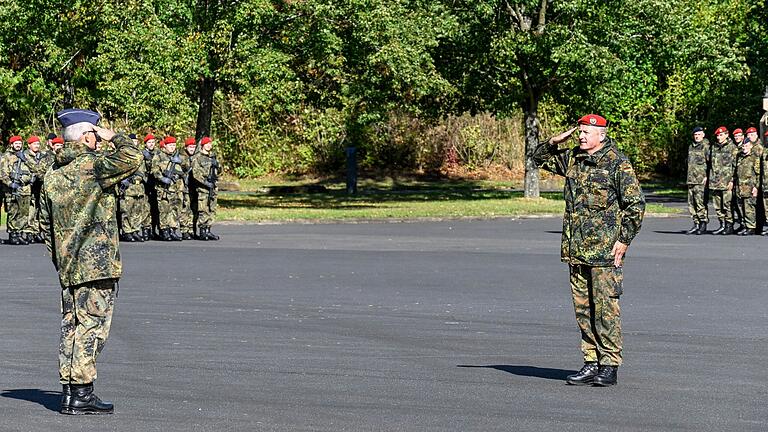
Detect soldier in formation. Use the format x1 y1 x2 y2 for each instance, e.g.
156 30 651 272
1 135 35 245
686 126 768 235
191 136 220 240
151 136 185 241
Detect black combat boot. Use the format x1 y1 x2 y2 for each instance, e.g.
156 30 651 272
131 231 144 242
171 229 183 241
196 227 209 241
142 227 152 241
761 226 768 236
738 228 754 236
181 231 193 240
159 228 173 241
565 362 599 386
685 223 699 235
8 232 22 245
205 228 220 241
33 233 44 243
722 222 734 235
19 233 30 245
695 222 707 235
60 384 72 413
712 221 725 235
592 365 618 386
61 383 113 415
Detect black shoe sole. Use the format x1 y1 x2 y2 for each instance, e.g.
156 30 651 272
565 378 594 386
60 407 114 415
592 380 617 387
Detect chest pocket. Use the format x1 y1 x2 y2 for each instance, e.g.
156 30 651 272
587 169 611 209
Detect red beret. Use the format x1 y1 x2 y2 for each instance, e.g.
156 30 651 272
733 128 743 135
577 114 607 127
746 127 757 134
714 126 728 135
164 136 176 144
184 137 196 146
51 137 64 144
158 139 165 148
9 135 22 144
200 137 212 145
144 133 155 142
26 136 40 144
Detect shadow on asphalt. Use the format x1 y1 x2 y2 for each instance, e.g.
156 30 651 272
457 365 574 381
653 230 688 235
1 389 61 412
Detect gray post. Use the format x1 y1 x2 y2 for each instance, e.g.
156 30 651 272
346 146 357 195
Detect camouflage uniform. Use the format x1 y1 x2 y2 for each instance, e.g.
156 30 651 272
686 138 710 224
708 139 737 225
25 149 54 240
734 145 760 230
139 147 157 238
534 137 645 367
179 150 195 237
0 149 34 239
39 133 142 385
151 150 185 233
191 151 219 235
118 155 148 236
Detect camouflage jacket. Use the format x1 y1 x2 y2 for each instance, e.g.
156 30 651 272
180 150 195 194
686 138 710 185
0 149 34 196
151 150 185 195
191 151 219 195
734 148 760 198
708 139 737 190
40 133 142 287
119 155 147 198
533 138 646 267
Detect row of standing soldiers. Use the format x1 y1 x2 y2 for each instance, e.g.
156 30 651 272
0 133 221 245
687 126 768 236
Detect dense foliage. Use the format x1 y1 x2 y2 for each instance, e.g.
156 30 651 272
1 0 766 187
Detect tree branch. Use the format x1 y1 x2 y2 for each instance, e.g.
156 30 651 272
536 0 547 33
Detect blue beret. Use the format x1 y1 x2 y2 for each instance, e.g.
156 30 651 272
56 108 101 127
692 126 704 133
47 132 57 140
128 133 137 139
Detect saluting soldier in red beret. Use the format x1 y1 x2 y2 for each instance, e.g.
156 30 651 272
533 114 645 386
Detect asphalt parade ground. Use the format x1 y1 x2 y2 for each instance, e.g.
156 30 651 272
0 216 765 431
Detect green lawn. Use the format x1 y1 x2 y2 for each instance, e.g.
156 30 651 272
217 179 678 222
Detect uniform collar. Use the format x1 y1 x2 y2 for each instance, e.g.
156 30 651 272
575 138 614 164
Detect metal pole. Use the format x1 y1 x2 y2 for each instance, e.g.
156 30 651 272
346 146 357 195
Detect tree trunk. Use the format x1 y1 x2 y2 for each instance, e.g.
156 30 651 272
195 76 216 140
523 99 540 198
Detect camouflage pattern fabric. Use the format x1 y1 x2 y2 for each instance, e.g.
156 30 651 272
570 264 623 366
59 278 115 384
118 157 147 234
179 151 194 234
533 138 646 266
710 190 734 223
151 150 185 230
40 133 142 287
24 149 53 236
708 139 737 190
140 148 156 232
687 184 708 224
191 152 218 229
686 138 710 185
0 149 34 233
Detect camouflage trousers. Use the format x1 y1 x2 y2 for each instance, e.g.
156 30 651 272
158 189 182 230
5 194 30 233
140 187 155 231
59 279 115 384
179 191 194 233
687 184 708 223
569 264 623 367
196 191 217 229
710 188 733 223
120 193 146 234
738 196 757 230
25 190 42 235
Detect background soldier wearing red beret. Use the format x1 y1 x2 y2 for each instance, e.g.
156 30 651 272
708 126 738 235
179 137 197 240
533 114 645 387
1 135 34 245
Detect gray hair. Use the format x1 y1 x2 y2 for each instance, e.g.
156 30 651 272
62 122 94 142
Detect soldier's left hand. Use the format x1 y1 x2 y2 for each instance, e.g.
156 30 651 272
727 181 733 191
611 241 628 268
753 187 758 198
